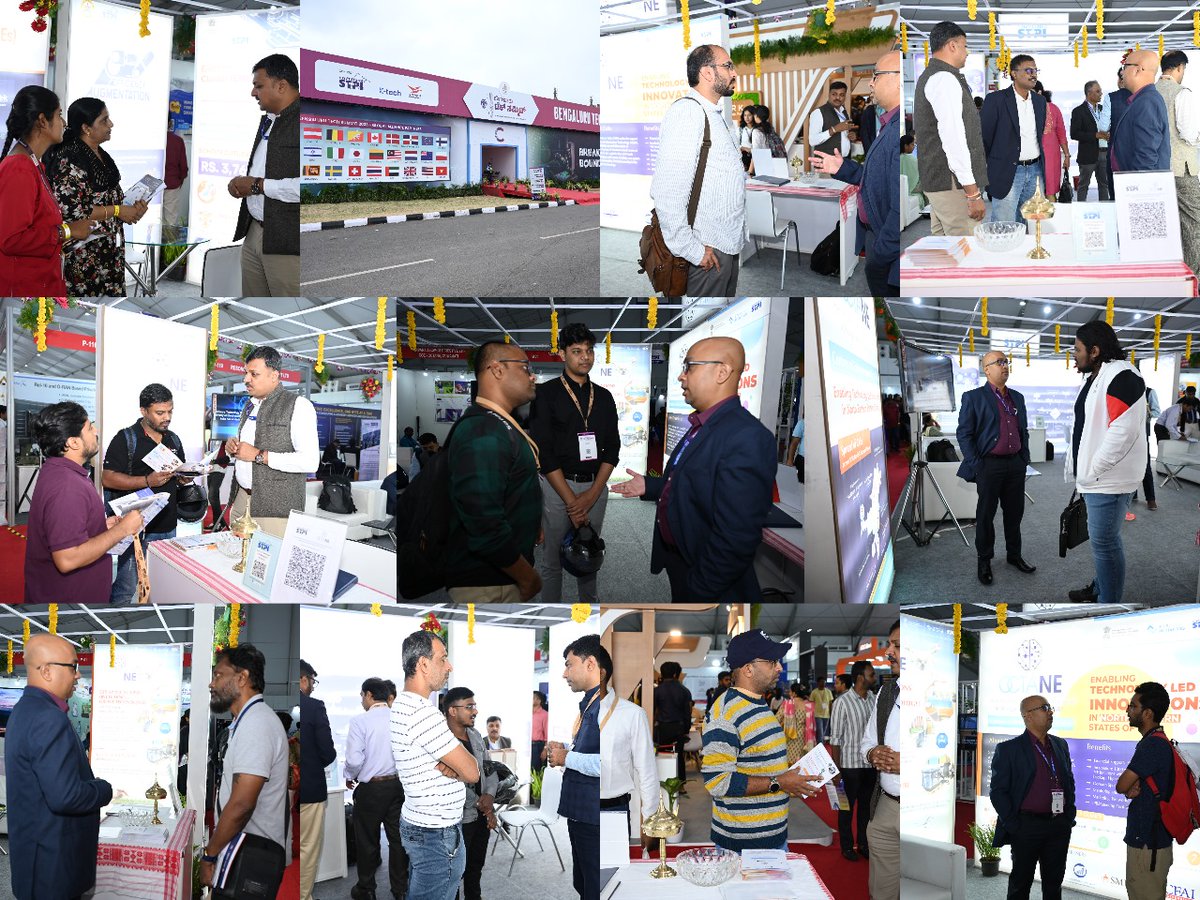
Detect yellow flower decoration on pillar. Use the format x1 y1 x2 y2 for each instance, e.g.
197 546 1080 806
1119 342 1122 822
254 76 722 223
648 297 658 330
1082 26 1089 57
1096 0 1104 41
468 603 476 644
1153 315 1162 370
571 604 592 624
110 634 116 668
1195 11 1200 47
981 298 988 336
924 40 929 66
989 12 997 51
229 603 240 648
315 333 325 373
605 331 612 364
376 297 388 349
371 603 382 617
825 0 835 27
996 603 1008 634
901 22 908 53
139 0 150 37
967 0 977 21
550 309 559 354
1105 297 1114 325
432 296 446 325
36 298 47 352
968 327 975 353
6 640 11 674
387 355 394 382
209 304 219 351
1055 323 1061 353
407 311 417 351
397 342 403 364
953 604 962 655
753 20 761 78
681 0 691 49
48 604 58 635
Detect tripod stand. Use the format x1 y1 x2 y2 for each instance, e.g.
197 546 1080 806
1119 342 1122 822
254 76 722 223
890 415 970 548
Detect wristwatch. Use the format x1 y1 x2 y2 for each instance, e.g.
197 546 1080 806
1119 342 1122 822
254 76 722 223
253 450 266 465
250 177 264 195
769 776 781 794
201 852 218 864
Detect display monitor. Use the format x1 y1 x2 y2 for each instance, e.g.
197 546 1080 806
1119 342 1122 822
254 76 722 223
898 338 957 413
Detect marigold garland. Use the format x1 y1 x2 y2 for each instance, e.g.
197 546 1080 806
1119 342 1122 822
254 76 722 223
371 603 382 617
996 603 1008 634
1066 349 1071 369
968 327 975 353
571 604 592 623
48 603 58 635
23 620 29 645
1159 34 1164 61
924 40 929 66
110 634 116 668
229 603 241 648
432 296 445 325
139 0 150 37
1186 334 1193 361
6 640 11 674
967 0 977 21
647 297 658 330
1153 315 1162 370
1055 323 1061 353
953 604 962 654
753 20 761 78
1074 41 1079 68
376 297 388 349
605 331 612 364
1095 0 1103 41
1082 25 1089 57
825 0 835 27
387 355 394 382
1195 11 1199 47
1105 297 1114 325
36 297 47 352
958 344 963 367
550 309 559 354
900 22 908 53
407 311 417 351
989 12 997 50
981 298 988 336
315 333 325 373
1026 342 1031 366
1131 348 1136 366
681 0 691 49
504 333 511 344
209 304 219 351
468 603 476 644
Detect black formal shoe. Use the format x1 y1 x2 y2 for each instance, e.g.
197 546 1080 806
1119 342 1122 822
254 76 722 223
350 887 376 900
841 848 860 861
978 559 993 585
858 846 870 859
1068 581 1098 603
1007 557 1036 574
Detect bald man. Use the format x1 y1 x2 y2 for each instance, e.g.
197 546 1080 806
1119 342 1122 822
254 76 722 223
989 695 1076 900
6 634 114 900
611 336 776 602
956 351 1034 586
1109 50 1171 176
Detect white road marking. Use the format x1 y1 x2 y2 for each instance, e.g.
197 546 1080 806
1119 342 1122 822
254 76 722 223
300 258 435 287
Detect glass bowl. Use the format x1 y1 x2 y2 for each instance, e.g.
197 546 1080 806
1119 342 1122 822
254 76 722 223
974 220 1026 253
675 846 741 886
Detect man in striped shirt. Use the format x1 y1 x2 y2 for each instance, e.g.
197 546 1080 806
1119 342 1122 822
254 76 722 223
392 631 480 900
828 659 878 862
702 630 822 852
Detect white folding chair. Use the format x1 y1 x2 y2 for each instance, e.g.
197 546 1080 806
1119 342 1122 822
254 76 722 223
745 189 800 290
496 765 566 876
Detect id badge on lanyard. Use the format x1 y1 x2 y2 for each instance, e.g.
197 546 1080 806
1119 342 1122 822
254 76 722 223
578 432 598 461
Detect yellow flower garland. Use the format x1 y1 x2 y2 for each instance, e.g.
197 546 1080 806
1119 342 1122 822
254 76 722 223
1066 349 1071 369
504 333 511 344
953 604 962 654
968 327 974 353
229 603 240 648
1159 34 1164 61
571 604 591 624
996 603 1008 634
958 344 963 367
139 0 150 37
551 309 559 354
1026 342 1031 366
1153 315 1162 370
110 634 116 668
6 640 11 674
825 0 835 27
371 603 382 616
1186 334 1193 361
1105 297 1114 325
900 22 908 53
23 620 29 645
1082 25 1089 57
209 303 219 351
967 0 976 21
48 603 58 635
1131 348 1136 366
981 297 988 336
432 296 446 325
1095 0 1103 41
605 331 612 364
376 297 388 349
315 333 325 373
681 0 691 49
1195 11 1199 47
407 311 417 351
1055 323 1061 353
387 355 394 382
468 603 476 644
753 20 761 78
647 297 658 330
924 40 929 66
36 298 47 352
989 12 996 51
1074 40 1079 68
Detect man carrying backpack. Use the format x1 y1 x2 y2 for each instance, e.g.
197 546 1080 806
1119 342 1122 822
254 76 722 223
1116 681 1182 898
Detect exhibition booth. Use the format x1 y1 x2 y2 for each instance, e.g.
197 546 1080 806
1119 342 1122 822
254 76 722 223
397 298 803 602
806 298 1200 604
0 602 301 899
900 602 1200 900
599 601 898 897
898 3 1200 297
0 298 397 604
298 602 597 899
0 0 300 291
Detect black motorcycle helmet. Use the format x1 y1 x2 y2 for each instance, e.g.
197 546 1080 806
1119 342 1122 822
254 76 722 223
176 482 208 524
560 524 605 577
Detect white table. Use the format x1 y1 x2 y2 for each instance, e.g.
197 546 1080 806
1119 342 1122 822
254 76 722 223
901 232 1198 296
94 808 194 900
316 785 347 883
1028 427 1047 463
606 853 835 900
745 179 860 286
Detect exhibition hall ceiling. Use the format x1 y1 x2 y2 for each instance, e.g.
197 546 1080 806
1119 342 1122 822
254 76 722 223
607 603 897 643
0 604 197 647
389 603 584 630
900 601 1167 629
105 0 298 14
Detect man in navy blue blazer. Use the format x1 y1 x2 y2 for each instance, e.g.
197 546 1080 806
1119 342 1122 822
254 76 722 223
956 349 1034 585
813 49 901 296
989 696 1076 900
299 659 337 900
611 336 776 602
1109 50 1172 177
980 55 1048 225
6 633 113 900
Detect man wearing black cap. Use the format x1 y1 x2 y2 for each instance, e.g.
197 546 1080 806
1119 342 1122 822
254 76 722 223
702 630 822 852
862 620 901 900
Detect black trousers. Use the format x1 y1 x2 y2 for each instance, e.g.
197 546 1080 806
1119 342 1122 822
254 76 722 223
1140 427 1156 502
531 740 547 772
352 779 407 897
1154 423 1171 442
460 816 492 900
974 454 1026 561
864 231 898 298
660 542 692 602
568 818 600 900
838 767 877 852
1006 812 1072 900
654 721 691 781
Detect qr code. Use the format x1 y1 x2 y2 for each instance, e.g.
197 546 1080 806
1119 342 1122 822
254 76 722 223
1083 228 1107 250
1127 201 1169 239
250 553 269 582
283 546 326 597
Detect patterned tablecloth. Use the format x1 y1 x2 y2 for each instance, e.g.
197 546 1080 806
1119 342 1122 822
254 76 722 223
95 808 195 900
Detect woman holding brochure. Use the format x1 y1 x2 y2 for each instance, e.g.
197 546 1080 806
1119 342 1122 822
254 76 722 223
44 97 148 297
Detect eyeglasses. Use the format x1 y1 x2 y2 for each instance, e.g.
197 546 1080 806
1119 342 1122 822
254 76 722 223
1023 703 1054 714
1017 67 1039 76
680 359 725 375
708 62 736 72
985 358 1011 369
450 703 479 711
42 661 79 673
494 358 532 374
871 70 900 80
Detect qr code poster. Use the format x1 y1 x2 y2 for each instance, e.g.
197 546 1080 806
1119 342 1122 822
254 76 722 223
1114 171 1183 264
269 512 349 603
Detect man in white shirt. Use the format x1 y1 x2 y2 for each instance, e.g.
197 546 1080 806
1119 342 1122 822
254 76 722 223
1157 50 1200 280
981 54 1048 226
346 677 405 900
598 659 658 844
861 620 901 900
392 631 480 900
224 346 319 539
1155 402 1184 441
650 43 745 297
485 716 512 750
808 80 852 161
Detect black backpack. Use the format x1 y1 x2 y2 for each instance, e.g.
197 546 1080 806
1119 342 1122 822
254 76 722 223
318 475 357 514
927 439 959 462
102 424 185 505
810 222 840 277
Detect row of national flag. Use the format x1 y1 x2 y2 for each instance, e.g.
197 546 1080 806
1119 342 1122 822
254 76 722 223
306 147 447 161
302 125 449 148
303 164 449 178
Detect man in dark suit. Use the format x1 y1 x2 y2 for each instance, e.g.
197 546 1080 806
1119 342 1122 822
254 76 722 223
1109 50 1172 177
6 634 113 900
956 350 1035 585
1070 80 1111 201
299 659 336 900
1106 65 1134 197
989 696 1076 900
485 716 513 750
981 54 1048 225
611 336 775 602
858 101 879 153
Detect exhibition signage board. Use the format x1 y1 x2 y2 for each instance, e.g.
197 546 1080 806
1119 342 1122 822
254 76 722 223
403 345 566 363
301 113 450 184
212 357 302 383
529 166 546 196
301 49 599 133
42 329 96 353
13 374 96 444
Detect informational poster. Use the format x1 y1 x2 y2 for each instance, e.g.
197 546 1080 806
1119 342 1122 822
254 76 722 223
187 9 299 282
527 127 600 182
358 419 381 480
976 605 1200 899
210 393 250 442
301 114 450 184
899 614 958 844
168 88 193 135
817 298 894 604
590 344 652 493
434 381 472 423
13 375 97 447
91 643 184 812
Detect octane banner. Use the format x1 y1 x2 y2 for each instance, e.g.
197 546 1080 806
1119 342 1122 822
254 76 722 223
977 605 1200 899
900 614 958 844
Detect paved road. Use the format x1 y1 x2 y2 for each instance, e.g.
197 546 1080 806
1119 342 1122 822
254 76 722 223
301 205 600 295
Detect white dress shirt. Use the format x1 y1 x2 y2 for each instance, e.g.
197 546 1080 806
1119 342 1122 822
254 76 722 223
649 88 746 264
599 692 660 817
924 71 979 187
1013 88 1041 161
1170 83 1200 146
1091 102 1111 149
345 703 399 783
234 392 320 491
247 112 301 222
861 682 900 797
738 125 754 150
807 105 850 156
1157 404 1183 439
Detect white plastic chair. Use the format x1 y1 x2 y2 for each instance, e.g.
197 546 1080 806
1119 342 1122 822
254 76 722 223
745 189 800 290
496 765 566 876
200 244 244 296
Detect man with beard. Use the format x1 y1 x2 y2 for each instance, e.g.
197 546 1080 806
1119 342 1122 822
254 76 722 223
444 687 499 900
649 43 746 296
201 644 290 897
1116 682 1177 898
393 630 480 900
862 620 902 900
24 401 144 602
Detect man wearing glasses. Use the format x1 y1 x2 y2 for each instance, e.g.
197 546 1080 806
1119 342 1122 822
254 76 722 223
956 350 1034 586
989 696 1077 900
649 43 745 296
443 687 499 900
6 634 114 900
981 53 1048 226
1109 51 1171 181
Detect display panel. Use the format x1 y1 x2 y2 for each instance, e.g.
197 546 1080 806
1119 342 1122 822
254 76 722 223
301 114 450 184
899 339 957 413
590 343 652 492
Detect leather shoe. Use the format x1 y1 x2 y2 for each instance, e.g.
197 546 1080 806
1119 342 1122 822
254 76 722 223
350 888 376 900
977 559 993 585
1007 557 1036 574
1068 581 1098 603
841 848 860 861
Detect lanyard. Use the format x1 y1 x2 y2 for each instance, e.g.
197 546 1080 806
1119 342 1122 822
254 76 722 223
560 375 594 431
572 687 605 739
230 696 264 741
597 691 617 734
474 398 541 470
1031 736 1060 785
992 386 1017 417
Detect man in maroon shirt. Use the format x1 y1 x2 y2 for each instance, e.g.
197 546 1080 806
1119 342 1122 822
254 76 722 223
163 124 188 241
24 402 144 603
956 349 1035 586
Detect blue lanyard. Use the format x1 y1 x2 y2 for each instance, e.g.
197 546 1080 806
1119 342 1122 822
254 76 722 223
229 696 263 741
1031 736 1060 785
670 425 701 472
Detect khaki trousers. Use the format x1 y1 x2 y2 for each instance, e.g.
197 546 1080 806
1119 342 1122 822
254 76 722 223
927 189 978 236
448 584 522 602
1177 174 1200 280
241 218 300 296
866 791 900 900
299 800 326 900
228 486 289 539
1126 844 1172 900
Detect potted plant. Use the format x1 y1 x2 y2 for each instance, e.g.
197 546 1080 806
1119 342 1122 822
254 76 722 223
660 777 684 843
968 822 1001 876
530 767 543 806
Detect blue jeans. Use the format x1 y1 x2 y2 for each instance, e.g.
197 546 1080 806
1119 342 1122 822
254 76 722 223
110 529 176 605
400 820 465 900
989 162 1043 226
1083 493 1129 602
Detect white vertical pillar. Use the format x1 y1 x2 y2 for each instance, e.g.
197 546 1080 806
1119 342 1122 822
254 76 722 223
188 605 216 850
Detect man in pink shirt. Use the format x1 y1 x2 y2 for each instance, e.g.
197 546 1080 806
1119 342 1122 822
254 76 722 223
532 690 549 772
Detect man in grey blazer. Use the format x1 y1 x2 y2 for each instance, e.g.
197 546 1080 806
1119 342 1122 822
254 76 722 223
486 716 513 750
